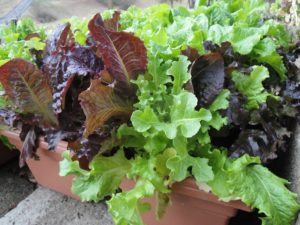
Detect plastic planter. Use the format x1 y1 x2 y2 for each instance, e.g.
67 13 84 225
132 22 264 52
0 129 251 225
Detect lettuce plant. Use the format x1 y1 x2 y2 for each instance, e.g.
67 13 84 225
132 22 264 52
0 1 300 225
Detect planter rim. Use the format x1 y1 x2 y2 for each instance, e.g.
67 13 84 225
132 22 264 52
0 129 68 154
1 129 251 213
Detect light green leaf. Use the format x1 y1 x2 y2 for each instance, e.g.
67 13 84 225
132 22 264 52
230 26 269 55
0 135 15 150
118 125 145 149
166 135 190 181
148 55 171 86
150 27 168 46
206 150 232 199
167 136 213 183
167 55 190 94
207 24 233 44
171 93 212 136
108 180 155 225
157 92 212 139
64 17 88 45
166 155 190 182
191 157 214 184
228 157 300 225
252 37 277 57
24 37 45 50
209 112 228 130
251 37 287 80
60 151 131 202
144 132 169 155
208 153 300 225
59 151 88 177
128 156 169 193
155 148 177 176
209 89 230 111
131 107 159 132
156 192 170 220
231 66 271 109
257 52 287 80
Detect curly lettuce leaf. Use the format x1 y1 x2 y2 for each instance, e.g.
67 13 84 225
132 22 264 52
167 135 214 184
251 37 287 80
60 150 131 202
168 55 191 94
132 92 212 139
63 17 89 45
207 152 300 225
231 66 272 109
208 24 269 55
108 180 155 225
228 161 300 225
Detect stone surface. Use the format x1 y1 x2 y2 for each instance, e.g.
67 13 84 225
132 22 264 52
0 187 114 225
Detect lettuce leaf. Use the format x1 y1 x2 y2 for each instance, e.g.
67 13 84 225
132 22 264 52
208 152 300 225
231 66 272 109
60 150 130 202
0 59 58 126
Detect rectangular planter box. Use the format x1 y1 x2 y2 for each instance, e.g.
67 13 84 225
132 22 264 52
0 129 251 225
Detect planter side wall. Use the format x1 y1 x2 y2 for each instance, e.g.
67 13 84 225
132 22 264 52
141 193 237 225
121 179 249 225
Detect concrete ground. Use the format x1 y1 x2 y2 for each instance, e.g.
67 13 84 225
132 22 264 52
0 157 114 225
0 187 114 225
0 160 36 217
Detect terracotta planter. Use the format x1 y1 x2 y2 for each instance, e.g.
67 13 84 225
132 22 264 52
121 179 251 225
0 129 251 225
0 129 79 199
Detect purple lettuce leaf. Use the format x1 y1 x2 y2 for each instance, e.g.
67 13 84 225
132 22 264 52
43 128 79 151
198 42 300 164
88 13 147 94
43 23 103 114
0 59 58 126
0 108 17 127
191 52 225 107
19 125 42 167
